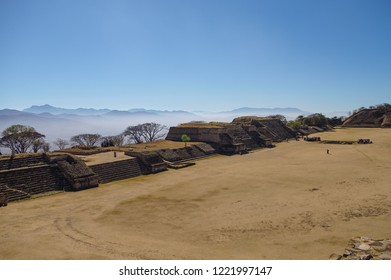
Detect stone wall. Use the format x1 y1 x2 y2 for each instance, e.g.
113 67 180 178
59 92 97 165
126 144 216 174
0 154 46 170
0 153 99 202
166 117 295 154
0 184 30 202
233 117 296 142
193 143 216 155
330 236 391 260
0 165 67 199
125 151 167 175
90 158 142 184
166 127 224 143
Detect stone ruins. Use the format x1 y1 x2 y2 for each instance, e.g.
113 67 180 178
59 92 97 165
330 236 391 260
0 116 303 204
166 116 295 154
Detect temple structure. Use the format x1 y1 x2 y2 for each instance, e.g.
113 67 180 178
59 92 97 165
166 116 295 154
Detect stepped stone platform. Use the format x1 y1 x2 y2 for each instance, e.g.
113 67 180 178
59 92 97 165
0 164 65 199
0 154 46 170
90 157 142 184
126 144 216 174
125 151 167 175
166 117 294 154
0 152 99 203
49 154 99 191
343 108 391 128
193 143 216 155
232 116 296 142
0 184 30 202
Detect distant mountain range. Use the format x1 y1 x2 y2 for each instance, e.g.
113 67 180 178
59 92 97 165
0 104 348 153
23 104 111 115
0 104 319 147
21 104 310 117
22 104 196 117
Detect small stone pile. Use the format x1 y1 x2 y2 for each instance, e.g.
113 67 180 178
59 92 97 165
330 236 391 260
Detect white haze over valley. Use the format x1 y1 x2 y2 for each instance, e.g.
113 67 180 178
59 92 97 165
0 104 345 153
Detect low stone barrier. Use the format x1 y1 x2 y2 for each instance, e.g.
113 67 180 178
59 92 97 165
330 236 391 260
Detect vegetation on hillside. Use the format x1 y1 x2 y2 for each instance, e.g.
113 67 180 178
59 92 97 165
287 113 344 129
351 103 391 115
2 104 388 154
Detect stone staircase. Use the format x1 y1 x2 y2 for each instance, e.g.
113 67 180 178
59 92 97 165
0 184 31 202
90 158 142 184
0 165 63 196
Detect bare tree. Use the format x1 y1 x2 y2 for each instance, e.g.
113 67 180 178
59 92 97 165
123 125 144 144
114 134 126 146
53 138 69 150
124 123 167 143
70 134 101 148
140 122 167 142
42 142 50 152
0 124 45 154
32 139 45 153
101 134 125 147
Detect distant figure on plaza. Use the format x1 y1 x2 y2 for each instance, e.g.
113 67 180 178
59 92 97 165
327 149 330 154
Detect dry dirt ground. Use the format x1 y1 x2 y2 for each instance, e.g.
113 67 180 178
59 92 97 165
1 128 390 260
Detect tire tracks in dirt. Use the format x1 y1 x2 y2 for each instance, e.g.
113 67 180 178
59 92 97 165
54 216 154 259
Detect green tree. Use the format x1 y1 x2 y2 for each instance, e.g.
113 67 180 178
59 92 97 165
0 124 45 154
287 120 302 130
181 134 191 147
302 113 327 127
326 116 344 127
267 114 287 124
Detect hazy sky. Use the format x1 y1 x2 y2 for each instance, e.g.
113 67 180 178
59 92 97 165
1 0 390 113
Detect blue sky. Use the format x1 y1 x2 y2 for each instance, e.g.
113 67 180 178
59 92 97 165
1 0 390 113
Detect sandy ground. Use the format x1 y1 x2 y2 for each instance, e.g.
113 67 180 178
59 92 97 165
80 151 130 165
1 128 390 260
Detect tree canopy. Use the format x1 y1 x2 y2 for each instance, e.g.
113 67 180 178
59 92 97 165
101 134 125 147
287 113 343 129
0 124 45 154
181 134 191 147
352 103 391 115
302 113 328 127
70 134 101 148
53 138 69 150
124 123 167 143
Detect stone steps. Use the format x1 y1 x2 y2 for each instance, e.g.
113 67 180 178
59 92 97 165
90 158 142 184
0 165 62 198
0 184 31 202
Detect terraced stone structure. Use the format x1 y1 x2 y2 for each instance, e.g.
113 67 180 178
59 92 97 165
0 153 98 202
343 108 391 128
89 158 142 183
166 117 295 154
126 143 216 174
124 151 167 175
232 116 296 142
47 154 99 191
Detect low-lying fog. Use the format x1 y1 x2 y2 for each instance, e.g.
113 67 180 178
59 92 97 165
0 106 314 153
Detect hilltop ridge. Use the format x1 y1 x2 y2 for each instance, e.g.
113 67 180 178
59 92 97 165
342 104 391 128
